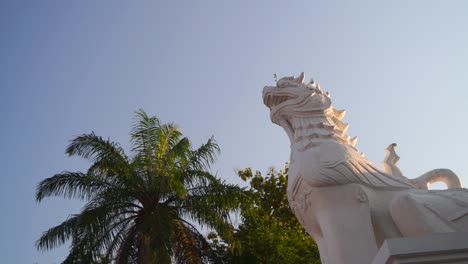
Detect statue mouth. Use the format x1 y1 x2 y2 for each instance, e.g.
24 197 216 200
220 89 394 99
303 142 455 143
264 94 292 107
263 88 297 108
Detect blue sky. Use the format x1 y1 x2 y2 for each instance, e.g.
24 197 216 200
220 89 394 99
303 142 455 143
1 1 468 263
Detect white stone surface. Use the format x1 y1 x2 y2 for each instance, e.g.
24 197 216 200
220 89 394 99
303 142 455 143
371 232 468 264
262 73 468 264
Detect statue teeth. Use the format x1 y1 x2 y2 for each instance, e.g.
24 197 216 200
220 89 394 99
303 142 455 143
271 96 288 106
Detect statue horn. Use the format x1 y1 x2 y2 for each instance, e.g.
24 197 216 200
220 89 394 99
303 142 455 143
294 72 305 84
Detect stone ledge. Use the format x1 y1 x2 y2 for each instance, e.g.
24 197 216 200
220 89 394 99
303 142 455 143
371 232 468 264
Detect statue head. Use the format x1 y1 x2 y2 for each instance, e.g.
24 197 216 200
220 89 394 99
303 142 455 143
263 72 332 127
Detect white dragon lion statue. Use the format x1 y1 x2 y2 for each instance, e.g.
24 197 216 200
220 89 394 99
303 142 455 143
262 72 468 264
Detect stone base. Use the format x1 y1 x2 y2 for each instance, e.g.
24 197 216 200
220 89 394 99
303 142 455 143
371 232 468 264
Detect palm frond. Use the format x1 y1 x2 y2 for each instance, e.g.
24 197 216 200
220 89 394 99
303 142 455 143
130 109 160 155
114 225 139 264
189 137 220 171
73 213 136 263
60 198 139 262
178 180 246 240
66 132 128 163
36 172 112 202
183 170 216 189
36 214 80 251
155 124 182 157
173 219 209 264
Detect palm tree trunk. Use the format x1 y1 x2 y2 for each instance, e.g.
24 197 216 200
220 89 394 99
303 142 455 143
138 236 151 264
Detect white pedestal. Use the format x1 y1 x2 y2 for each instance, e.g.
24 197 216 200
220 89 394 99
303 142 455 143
371 232 468 264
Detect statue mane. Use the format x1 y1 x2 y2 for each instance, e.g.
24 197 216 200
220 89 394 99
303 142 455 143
273 72 358 149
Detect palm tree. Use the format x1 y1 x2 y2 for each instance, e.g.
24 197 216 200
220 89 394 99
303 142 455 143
36 110 244 263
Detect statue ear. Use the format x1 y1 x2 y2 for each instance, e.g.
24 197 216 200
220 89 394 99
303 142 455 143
294 72 305 84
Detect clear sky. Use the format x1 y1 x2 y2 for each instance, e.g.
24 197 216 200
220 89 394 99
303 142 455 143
2 1 468 263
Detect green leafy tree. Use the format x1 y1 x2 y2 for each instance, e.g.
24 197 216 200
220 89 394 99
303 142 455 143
208 165 321 264
36 110 244 264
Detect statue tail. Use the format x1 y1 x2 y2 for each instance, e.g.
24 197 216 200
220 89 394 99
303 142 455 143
411 169 462 189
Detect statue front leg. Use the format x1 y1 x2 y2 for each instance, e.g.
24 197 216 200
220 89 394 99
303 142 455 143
312 185 378 264
313 236 329 264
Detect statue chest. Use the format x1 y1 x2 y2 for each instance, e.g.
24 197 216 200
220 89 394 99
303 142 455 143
289 141 355 191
